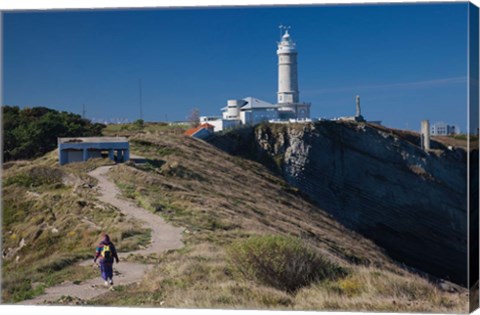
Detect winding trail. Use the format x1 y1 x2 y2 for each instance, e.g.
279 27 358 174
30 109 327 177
21 165 184 305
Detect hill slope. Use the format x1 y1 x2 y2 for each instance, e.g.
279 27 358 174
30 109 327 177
209 121 474 286
2 127 468 312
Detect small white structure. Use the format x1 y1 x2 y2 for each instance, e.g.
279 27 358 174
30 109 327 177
199 116 225 131
421 120 431 151
223 99 246 120
337 96 367 123
430 122 460 136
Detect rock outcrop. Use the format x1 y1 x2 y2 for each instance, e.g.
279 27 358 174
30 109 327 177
210 121 476 286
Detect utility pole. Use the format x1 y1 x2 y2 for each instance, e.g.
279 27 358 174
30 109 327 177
139 79 143 121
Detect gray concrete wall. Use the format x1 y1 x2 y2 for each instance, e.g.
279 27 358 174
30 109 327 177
66 150 83 164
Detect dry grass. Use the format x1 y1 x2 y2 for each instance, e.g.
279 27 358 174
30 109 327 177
2 128 469 311
1 154 149 302
102 122 188 138
295 267 467 313
94 132 468 312
92 240 467 312
111 134 394 268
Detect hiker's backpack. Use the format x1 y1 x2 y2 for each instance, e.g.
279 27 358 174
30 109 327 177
101 244 112 260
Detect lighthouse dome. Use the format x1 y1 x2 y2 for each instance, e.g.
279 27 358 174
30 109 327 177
277 29 296 54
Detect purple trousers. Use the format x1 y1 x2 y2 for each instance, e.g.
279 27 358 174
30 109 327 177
99 261 113 280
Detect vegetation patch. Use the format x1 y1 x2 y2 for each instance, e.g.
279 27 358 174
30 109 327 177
227 235 346 293
3 126 469 312
102 121 188 137
3 105 105 161
131 139 179 155
4 166 64 189
452 134 478 141
1 158 150 303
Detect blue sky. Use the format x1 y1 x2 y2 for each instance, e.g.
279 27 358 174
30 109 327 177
2 3 471 131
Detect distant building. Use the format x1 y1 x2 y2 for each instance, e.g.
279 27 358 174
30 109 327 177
184 123 215 140
198 116 225 131
430 122 460 136
58 137 129 165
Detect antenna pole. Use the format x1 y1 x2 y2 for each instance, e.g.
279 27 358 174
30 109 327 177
139 79 143 120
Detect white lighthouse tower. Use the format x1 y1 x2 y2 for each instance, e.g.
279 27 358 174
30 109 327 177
276 27 311 120
277 28 299 104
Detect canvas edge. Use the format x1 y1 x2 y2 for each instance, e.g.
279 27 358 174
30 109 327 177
469 1 480 313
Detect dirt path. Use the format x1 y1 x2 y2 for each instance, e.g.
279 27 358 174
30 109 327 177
21 165 184 305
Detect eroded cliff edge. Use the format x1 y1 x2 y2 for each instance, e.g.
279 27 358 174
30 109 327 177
210 121 477 286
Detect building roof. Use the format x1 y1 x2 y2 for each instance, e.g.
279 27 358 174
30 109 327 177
184 123 215 137
201 123 215 128
240 97 278 110
220 97 277 112
58 137 128 144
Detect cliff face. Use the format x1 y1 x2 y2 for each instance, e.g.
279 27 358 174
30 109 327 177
210 121 474 286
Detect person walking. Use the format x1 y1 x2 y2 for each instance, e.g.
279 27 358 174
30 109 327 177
93 234 119 286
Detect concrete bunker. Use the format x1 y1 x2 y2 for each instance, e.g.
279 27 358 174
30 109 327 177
58 137 130 165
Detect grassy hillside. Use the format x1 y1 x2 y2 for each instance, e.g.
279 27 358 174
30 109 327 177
2 125 468 312
95 131 466 312
2 154 150 302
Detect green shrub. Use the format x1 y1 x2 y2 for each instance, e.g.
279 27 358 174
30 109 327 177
227 235 346 293
3 105 105 161
133 119 145 129
5 166 64 188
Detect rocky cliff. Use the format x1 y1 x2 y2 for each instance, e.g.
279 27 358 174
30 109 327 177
210 121 477 286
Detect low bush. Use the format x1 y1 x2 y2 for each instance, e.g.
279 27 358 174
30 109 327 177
4 166 64 188
227 235 346 293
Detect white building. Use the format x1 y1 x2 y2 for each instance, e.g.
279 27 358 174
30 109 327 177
430 122 460 136
223 97 279 125
202 28 311 132
201 97 279 130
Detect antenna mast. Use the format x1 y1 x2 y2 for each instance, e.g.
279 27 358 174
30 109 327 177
139 79 143 120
